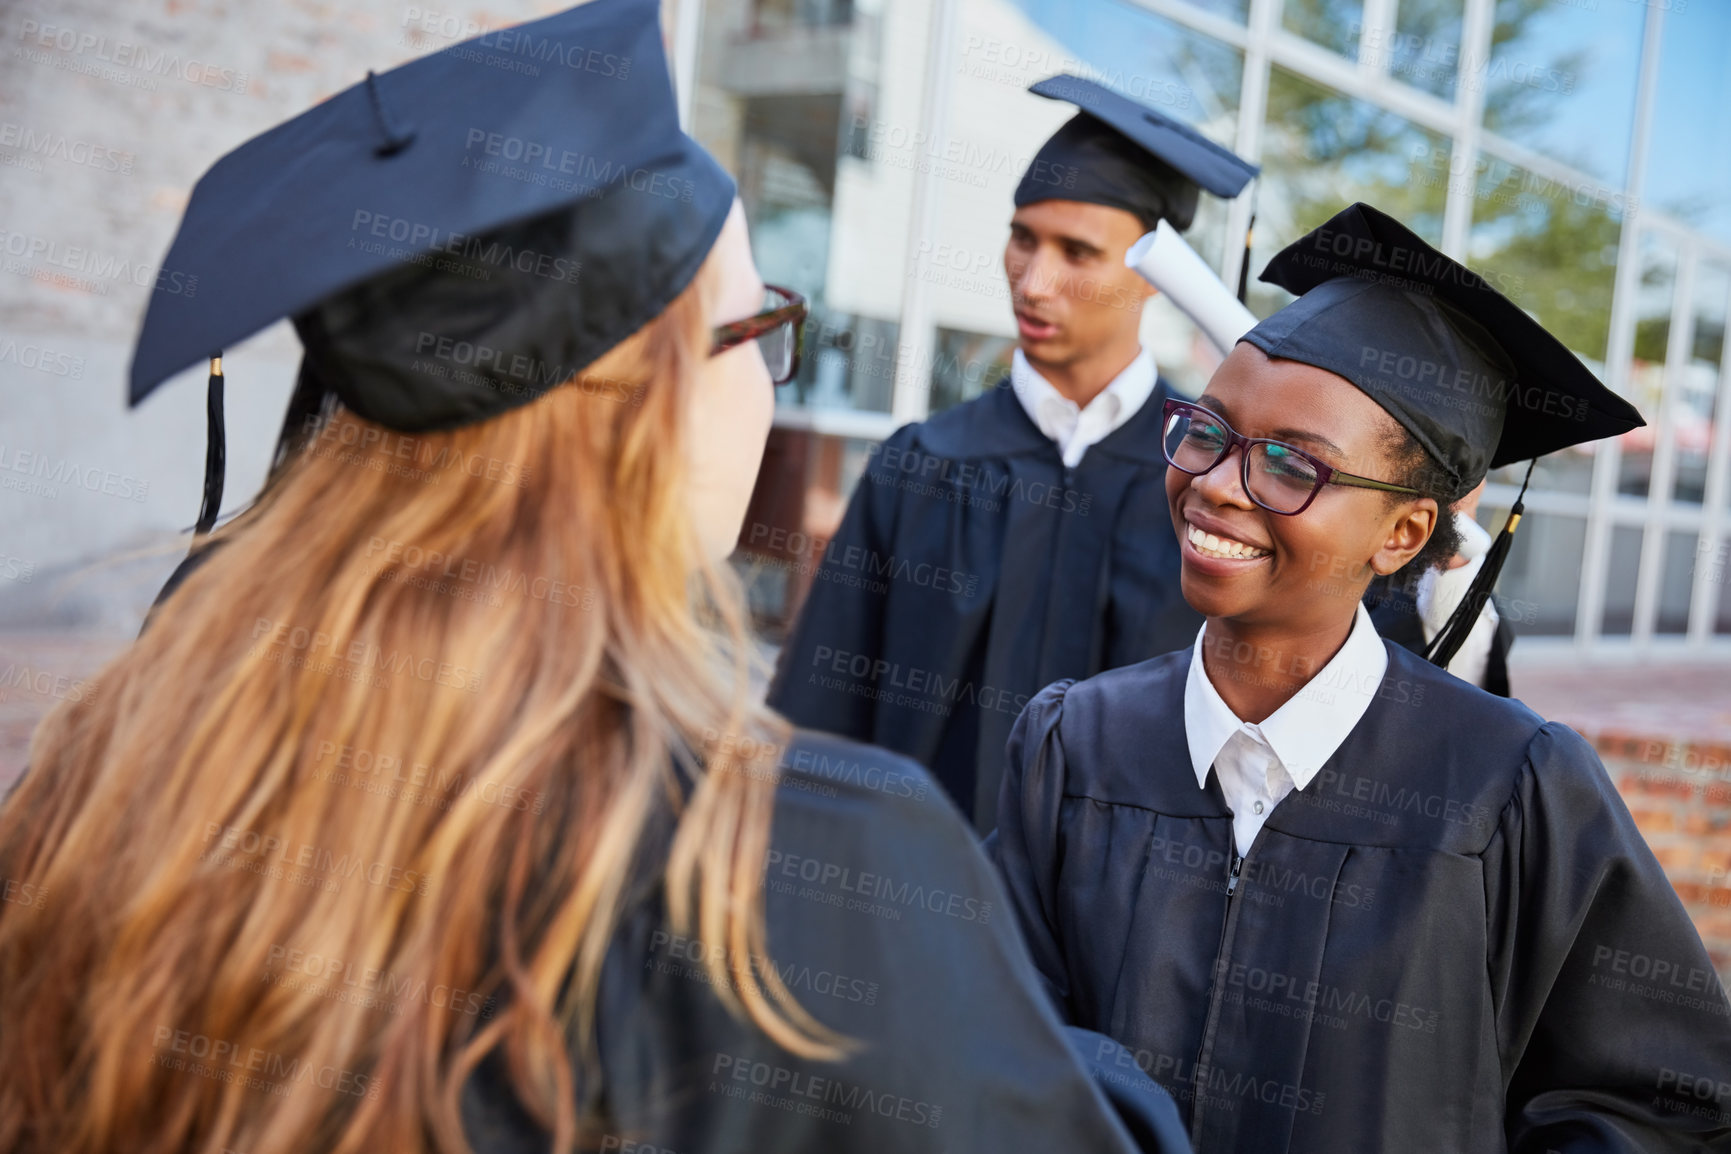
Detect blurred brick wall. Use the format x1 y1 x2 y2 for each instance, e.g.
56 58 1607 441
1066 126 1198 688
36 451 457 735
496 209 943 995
1595 733 1731 975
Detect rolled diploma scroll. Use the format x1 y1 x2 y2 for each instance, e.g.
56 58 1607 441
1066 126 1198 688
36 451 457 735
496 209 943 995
1125 220 1260 358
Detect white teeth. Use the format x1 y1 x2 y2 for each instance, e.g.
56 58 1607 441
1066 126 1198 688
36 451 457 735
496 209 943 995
1187 524 1269 561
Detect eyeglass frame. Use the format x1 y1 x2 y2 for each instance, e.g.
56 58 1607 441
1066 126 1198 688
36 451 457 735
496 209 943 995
710 283 807 385
1160 398 1423 516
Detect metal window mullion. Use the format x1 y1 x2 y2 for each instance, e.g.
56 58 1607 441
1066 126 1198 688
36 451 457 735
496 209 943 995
1576 1 1663 650
1688 286 1731 641
1441 0 1494 258
1357 0 1396 76
1122 0 1252 49
1220 0 1278 287
888 0 957 427
1632 246 1694 644
672 0 704 130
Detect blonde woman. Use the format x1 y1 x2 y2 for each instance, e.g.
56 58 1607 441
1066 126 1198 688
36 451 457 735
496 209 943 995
0 2 1184 1152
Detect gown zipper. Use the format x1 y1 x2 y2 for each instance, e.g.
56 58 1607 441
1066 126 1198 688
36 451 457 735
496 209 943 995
1190 837 1253 1151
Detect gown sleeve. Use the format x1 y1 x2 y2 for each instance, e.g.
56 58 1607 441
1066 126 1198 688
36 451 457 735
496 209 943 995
985 679 1079 1019
764 424 913 740
1488 722 1731 1151
573 737 1187 1154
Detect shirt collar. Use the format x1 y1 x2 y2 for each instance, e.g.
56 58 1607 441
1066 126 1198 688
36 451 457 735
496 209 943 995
1009 347 1157 439
1183 602 1389 792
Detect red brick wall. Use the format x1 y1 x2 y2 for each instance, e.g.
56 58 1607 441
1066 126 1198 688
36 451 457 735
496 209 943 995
1591 731 1731 979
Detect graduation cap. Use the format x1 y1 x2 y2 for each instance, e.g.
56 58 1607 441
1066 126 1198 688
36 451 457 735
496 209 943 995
1013 74 1259 233
128 0 735 535
1242 202 1644 667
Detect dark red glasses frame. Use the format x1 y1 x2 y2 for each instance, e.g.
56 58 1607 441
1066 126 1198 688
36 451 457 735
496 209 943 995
710 283 807 385
1161 398 1422 516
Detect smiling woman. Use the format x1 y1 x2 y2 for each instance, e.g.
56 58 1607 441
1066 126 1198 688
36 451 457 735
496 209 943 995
990 204 1731 1154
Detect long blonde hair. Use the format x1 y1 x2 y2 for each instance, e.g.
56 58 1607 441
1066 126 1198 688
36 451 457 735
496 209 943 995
0 252 831 1153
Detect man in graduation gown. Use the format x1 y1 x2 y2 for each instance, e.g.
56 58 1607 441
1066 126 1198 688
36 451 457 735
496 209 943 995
768 75 1259 831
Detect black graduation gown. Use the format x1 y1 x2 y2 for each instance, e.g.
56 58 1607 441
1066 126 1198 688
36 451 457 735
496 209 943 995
460 729 1190 1154
989 642 1731 1153
1365 572 1514 697
767 381 1200 831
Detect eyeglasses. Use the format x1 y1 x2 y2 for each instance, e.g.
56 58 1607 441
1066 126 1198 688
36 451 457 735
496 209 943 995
711 284 807 385
1161 398 1422 516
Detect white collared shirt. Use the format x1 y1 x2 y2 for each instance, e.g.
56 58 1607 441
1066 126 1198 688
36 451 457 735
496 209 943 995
1008 347 1157 467
1414 550 1501 690
1184 602 1388 855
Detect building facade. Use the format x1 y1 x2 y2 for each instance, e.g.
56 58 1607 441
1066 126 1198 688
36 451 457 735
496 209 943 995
675 0 1731 661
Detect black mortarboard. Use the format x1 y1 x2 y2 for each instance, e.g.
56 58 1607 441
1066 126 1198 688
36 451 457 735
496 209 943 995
1241 202 1644 667
1013 74 1258 232
128 0 735 533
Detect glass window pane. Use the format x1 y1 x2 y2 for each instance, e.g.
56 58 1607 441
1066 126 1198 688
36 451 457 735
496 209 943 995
933 0 1246 411
1480 0 1645 188
1185 0 1250 20
1656 529 1698 635
1646 3 1731 247
1463 158 1624 496
1709 541 1731 636
928 328 1014 415
690 0 917 415
1488 509 1585 638
1284 0 1364 59
1386 0 1466 100
1674 265 1729 504
1251 68 1449 319
1600 524 1642 636
1619 234 1678 499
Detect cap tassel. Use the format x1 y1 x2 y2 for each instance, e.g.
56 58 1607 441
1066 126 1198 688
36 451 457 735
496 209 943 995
193 355 226 537
364 70 417 156
1422 460 1536 670
1237 210 1255 306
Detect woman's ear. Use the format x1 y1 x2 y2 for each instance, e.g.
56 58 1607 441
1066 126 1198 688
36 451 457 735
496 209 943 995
1369 498 1437 577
